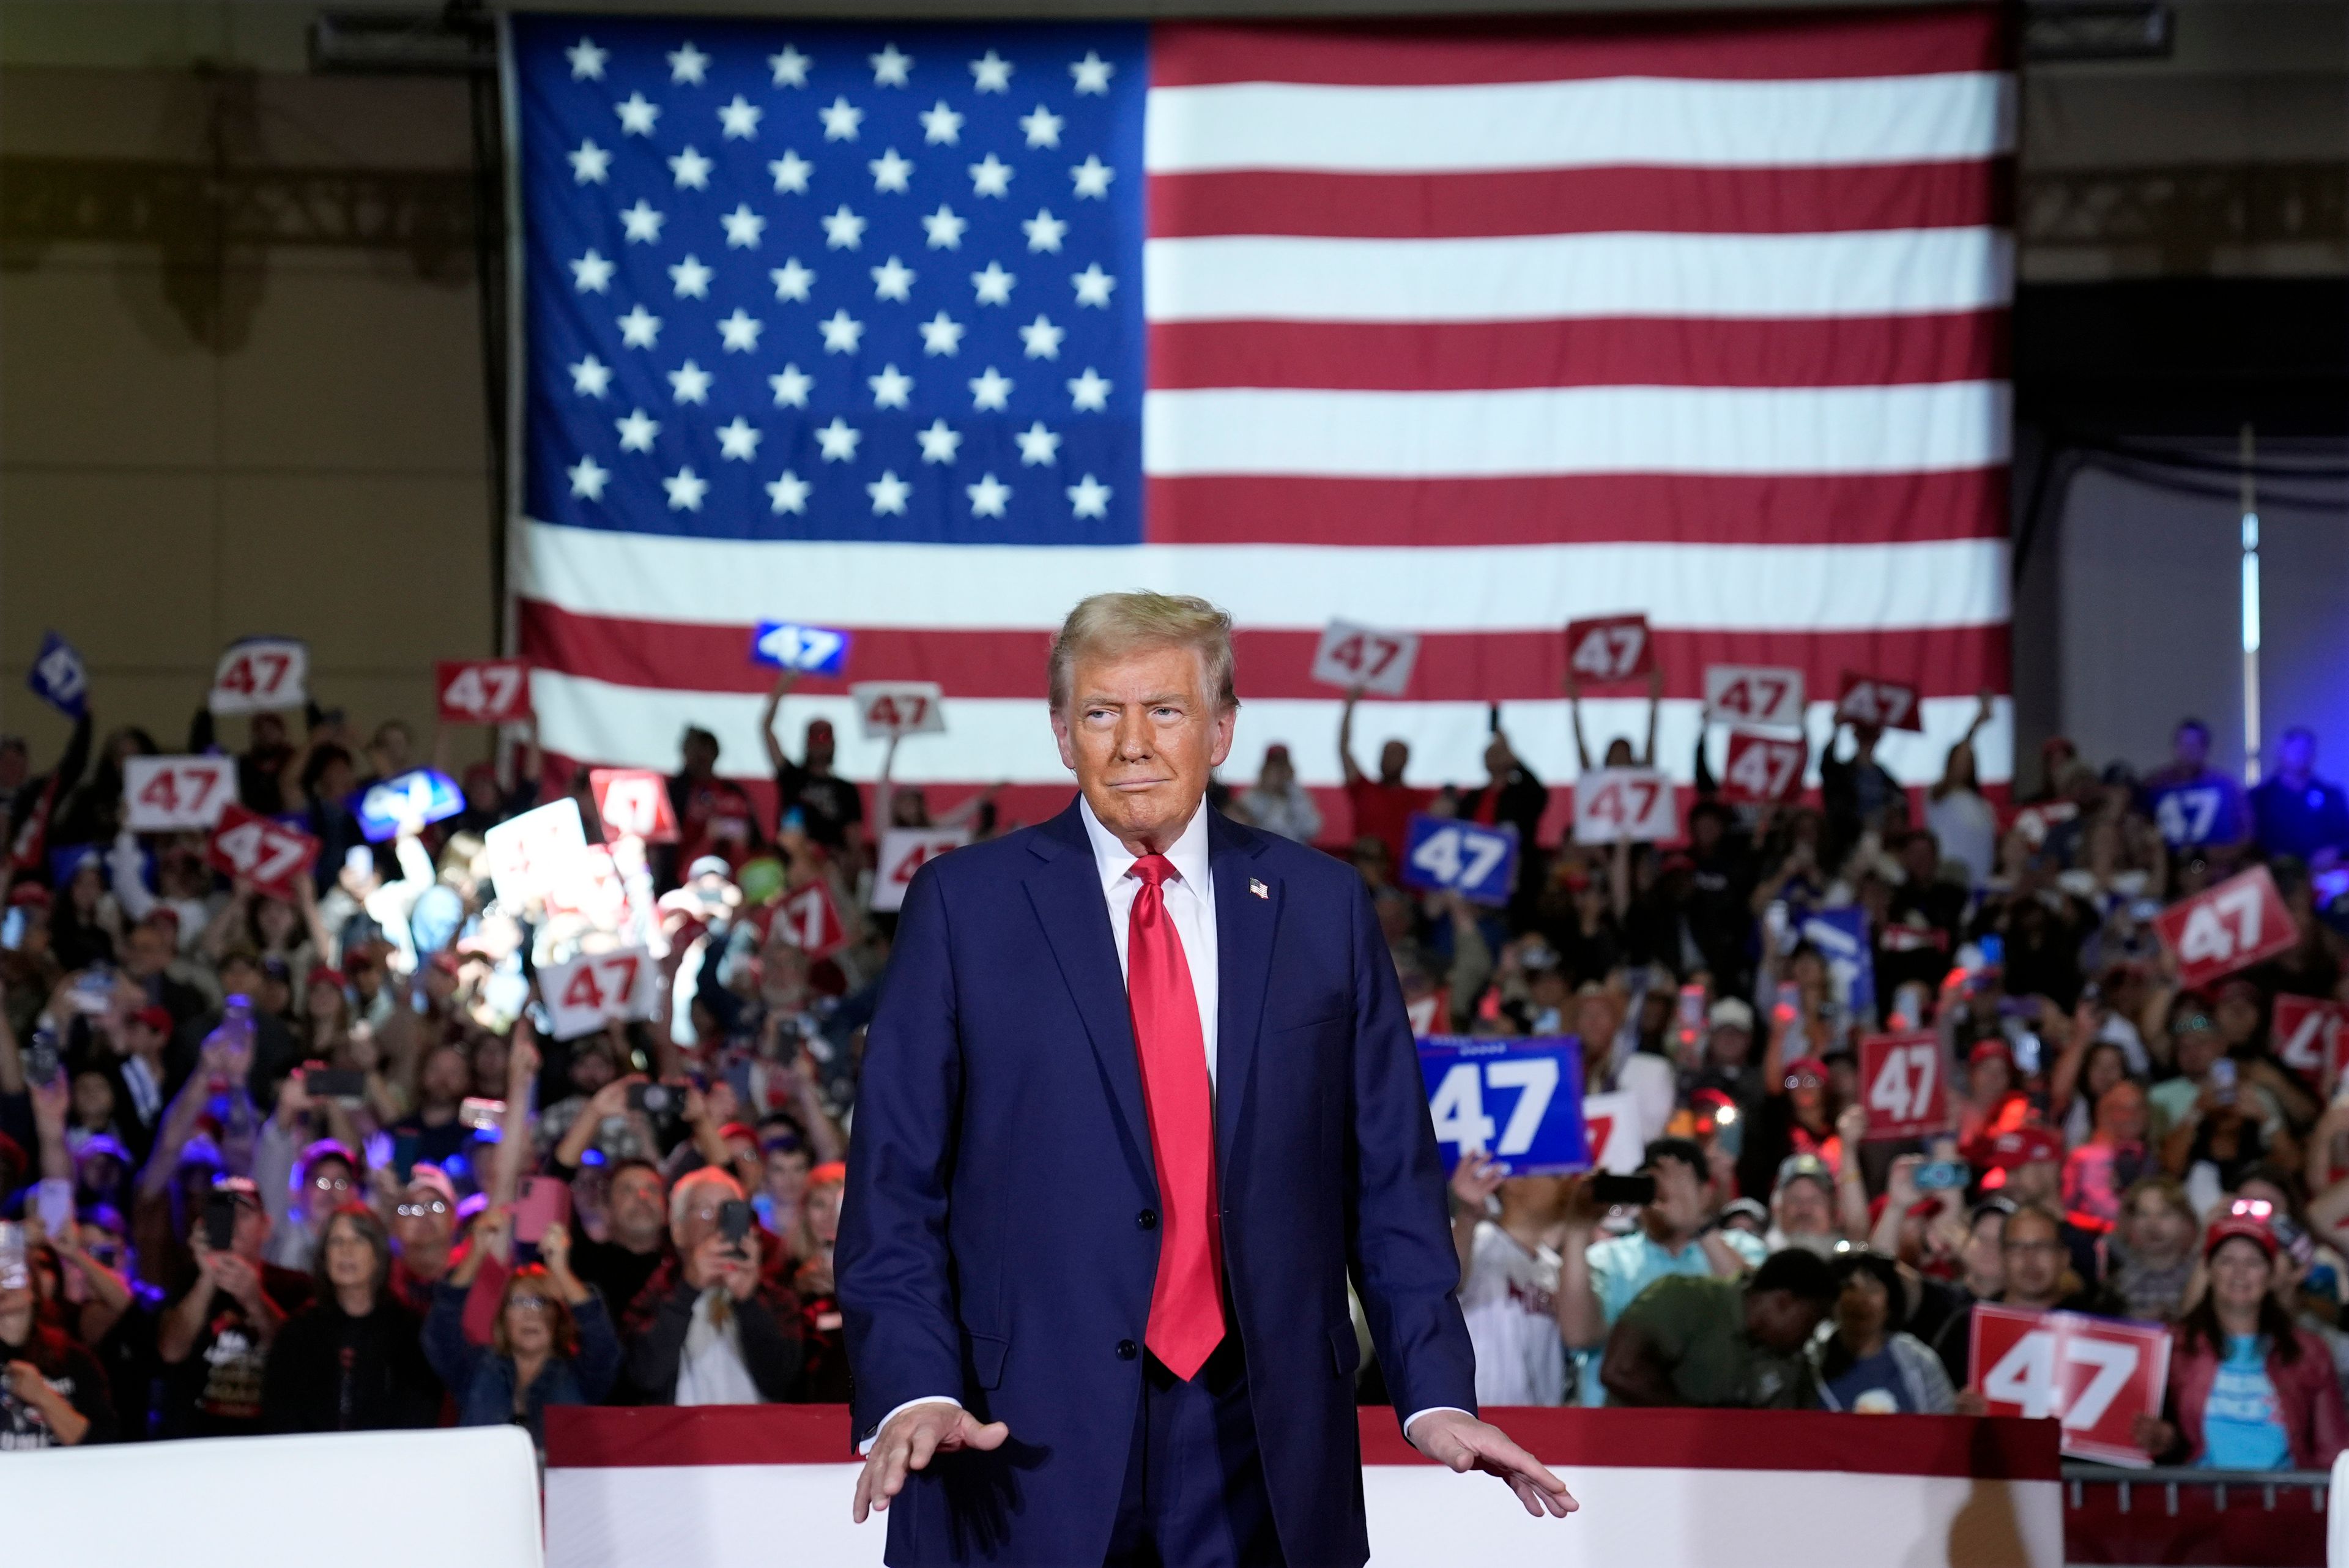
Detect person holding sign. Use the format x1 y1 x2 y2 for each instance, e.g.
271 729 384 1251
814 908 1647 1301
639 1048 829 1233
839 592 1573 1561
1821 712 1902 872
1448 1156 1573 1406
2133 1206 2347 1469
2140 718 2251 858
761 669 864 853
1562 663 1661 773
666 724 763 878
1337 686 1431 872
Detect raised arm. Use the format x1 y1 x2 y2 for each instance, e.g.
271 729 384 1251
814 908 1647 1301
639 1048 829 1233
1639 663 1661 768
1338 688 1367 787
1561 671 1594 774
760 669 801 776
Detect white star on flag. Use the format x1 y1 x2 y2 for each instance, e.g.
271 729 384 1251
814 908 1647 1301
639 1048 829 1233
569 139 611 184
820 97 863 141
1067 473 1113 516
868 470 913 514
971 262 1015 305
922 205 968 249
718 96 762 139
716 417 762 460
766 470 811 513
616 93 659 136
770 151 812 194
1020 105 1064 149
770 46 810 88
970 51 1014 92
722 205 765 248
570 355 612 397
819 309 864 352
1023 209 1069 253
718 309 763 351
815 417 861 461
871 256 916 301
1071 52 1116 94
667 43 710 85
1072 263 1116 307
664 466 709 510
568 455 610 498
969 155 1013 198
870 149 915 193
967 472 1012 516
567 38 607 81
620 201 664 242
669 255 713 298
870 44 913 87
822 205 867 249
669 146 713 190
615 408 660 450
1068 368 1111 411
969 366 1013 410
1071 156 1113 199
1020 314 1065 359
1016 422 1061 465
920 101 964 145
570 250 614 292
617 305 662 347
919 311 965 355
917 419 962 464
669 360 713 404
770 365 815 406
868 363 915 409
771 259 815 300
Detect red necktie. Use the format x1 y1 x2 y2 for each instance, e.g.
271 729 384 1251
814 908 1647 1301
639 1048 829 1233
1125 853 1226 1379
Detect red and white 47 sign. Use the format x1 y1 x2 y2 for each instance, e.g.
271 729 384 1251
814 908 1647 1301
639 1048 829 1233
1572 768 1677 845
1310 620 1419 698
1836 672 1922 732
851 682 946 739
538 948 658 1039
2272 993 2349 1088
1580 1090 1642 1174
436 660 531 724
872 827 970 913
206 804 319 901
1970 1305 2170 1467
775 880 848 960
1720 731 1806 803
123 756 237 831
588 768 678 845
2155 865 2297 989
1860 1031 1948 1140
1704 665 1805 731
1564 614 1652 683
209 637 308 715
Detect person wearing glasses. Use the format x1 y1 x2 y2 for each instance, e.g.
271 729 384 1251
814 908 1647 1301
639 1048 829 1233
1949 1202 2120 1402
261 1202 439 1433
426 1207 617 1448
385 1164 459 1312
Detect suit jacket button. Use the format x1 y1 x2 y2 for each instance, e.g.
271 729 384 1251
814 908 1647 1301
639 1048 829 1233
1137 1208 1158 1230
1116 1339 1139 1360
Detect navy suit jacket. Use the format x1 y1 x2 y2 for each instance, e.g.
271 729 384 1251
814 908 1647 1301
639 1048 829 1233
837 801 1477 1567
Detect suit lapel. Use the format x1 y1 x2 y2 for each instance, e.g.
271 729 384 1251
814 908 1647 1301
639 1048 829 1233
1209 811 1277 1175
1023 803 1156 1192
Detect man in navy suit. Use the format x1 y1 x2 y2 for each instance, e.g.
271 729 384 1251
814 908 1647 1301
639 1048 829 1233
839 592 1574 1566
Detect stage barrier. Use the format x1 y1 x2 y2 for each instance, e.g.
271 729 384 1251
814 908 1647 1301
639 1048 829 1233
543 1405 2063 1568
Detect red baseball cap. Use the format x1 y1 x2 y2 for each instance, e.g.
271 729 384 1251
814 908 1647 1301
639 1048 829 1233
2206 1209 2279 1262
8 883 49 908
1969 1037 2015 1069
1783 1057 1830 1088
307 965 346 991
1984 1122 2065 1170
131 1005 174 1035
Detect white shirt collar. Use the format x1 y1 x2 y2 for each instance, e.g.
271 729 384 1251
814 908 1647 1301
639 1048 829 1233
1077 793 1212 899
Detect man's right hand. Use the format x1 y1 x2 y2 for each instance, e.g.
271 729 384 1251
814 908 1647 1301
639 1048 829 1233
853 1403 1010 1523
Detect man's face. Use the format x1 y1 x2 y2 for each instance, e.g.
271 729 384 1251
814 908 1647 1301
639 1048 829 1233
1378 739 1409 784
1646 1155 1709 1235
571 1046 617 1097
2099 1082 2149 1143
124 923 171 979
2002 1213 2066 1302
765 1146 811 1203
610 1167 667 1248
304 1157 355 1224
421 1047 469 1105
227 1195 269 1260
2176 1027 2223 1078
806 1181 845 1246
683 734 719 775
804 723 835 770
2175 726 2209 770
1708 1025 1752 1068
2280 730 2316 775
2008 1158 2060 1207
393 1188 455 1255
1775 1176 1833 1236
1748 1290 1828 1353
1052 642 1233 849
251 715 286 751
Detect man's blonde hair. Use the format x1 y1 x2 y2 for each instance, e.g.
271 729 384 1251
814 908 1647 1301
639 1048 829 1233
1048 592 1239 715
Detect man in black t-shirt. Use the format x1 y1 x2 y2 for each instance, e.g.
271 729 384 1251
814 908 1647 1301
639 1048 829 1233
154 1178 313 1438
760 671 864 852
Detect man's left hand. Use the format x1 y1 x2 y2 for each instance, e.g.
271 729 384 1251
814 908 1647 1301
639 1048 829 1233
1407 1410 1578 1518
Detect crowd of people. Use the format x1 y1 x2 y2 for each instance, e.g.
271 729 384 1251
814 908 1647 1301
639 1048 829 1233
4 661 2349 1477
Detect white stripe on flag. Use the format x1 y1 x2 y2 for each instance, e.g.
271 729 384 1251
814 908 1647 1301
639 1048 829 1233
1143 73 2014 174
1142 382 2009 478
533 674 2014 790
1142 229 2013 323
517 522 2009 632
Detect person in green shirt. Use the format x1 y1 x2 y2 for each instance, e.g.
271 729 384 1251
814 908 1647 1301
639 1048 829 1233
1598 1249 1837 1409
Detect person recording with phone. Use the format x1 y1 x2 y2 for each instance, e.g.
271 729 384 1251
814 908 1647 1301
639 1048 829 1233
620 1166 804 1405
0 1222 115 1449
155 1175 311 1438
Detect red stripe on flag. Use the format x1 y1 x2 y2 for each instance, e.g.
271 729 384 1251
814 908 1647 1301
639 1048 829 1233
519 601 2009 704
1148 313 2006 392
1151 9 2007 88
1148 162 2008 240
1141 470 2007 548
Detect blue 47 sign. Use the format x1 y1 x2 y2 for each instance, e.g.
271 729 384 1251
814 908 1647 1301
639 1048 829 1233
1419 1035 1586 1176
750 621 851 676
1400 814 1518 906
27 631 86 718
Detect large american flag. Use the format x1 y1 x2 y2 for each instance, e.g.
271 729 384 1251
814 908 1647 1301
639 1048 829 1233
508 10 2014 827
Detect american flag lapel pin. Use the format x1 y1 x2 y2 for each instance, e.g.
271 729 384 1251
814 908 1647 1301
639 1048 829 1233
1249 877 1269 899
